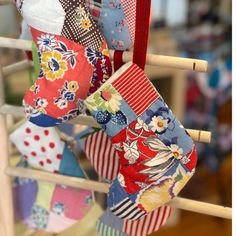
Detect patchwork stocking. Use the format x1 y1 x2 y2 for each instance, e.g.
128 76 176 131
79 128 172 235
85 0 136 50
85 62 198 220
10 121 94 232
16 0 112 127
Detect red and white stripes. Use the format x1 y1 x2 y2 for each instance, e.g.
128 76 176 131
112 63 159 116
123 206 172 236
84 130 120 180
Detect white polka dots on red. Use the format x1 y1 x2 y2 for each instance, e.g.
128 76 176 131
10 121 65 173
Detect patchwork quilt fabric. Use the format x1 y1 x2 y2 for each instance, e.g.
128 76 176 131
96 206 171 236
10 121 94 232
15 0 112 127
85 62 198 220
86 0 136 50
78 128 173 235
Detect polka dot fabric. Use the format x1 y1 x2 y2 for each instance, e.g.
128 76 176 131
10 121 64 172
10 121 94 232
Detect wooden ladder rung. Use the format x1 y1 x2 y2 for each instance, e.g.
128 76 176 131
5 167 232 220
0 37 208 72
0 104 211 143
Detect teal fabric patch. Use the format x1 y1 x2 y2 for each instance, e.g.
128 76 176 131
59 145 85 178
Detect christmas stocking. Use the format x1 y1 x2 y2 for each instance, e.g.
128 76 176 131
78 128 172 235
86 0 136 50
84 62 198 220
10 121 94 232
15 0 112 127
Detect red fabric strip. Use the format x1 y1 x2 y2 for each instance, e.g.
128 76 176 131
113 50 124 71
133 0 151 70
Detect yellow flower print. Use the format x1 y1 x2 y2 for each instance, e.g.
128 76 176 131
68 81 79 92
81 18 92 30
172 171 194 196
102 49 110 57
30 84 40 94
41 51 67 81
138 178 173 212
37 107 47 114
30 84 36 92
150 115 169 133
170 144 183 160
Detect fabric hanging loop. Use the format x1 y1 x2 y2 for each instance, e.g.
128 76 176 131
133 0 151 70
113 50 125 72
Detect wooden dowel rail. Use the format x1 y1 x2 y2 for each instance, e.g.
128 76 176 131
0 104 24 117
71 115 212 143
0 0 14 4
5 167 232 220
0 104 211 143
0 37 208 72
2 60 33 77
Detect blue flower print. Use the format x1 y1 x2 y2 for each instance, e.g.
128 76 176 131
64 92 75 101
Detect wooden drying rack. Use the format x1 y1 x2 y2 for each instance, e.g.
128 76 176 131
0 2 232 236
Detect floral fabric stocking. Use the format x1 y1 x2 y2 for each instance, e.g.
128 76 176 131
16 0 112 126
78 128 172 235
85 62 198 220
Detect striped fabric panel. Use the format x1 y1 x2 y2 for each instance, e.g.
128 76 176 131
84 130 120 180
121 0 136 42
110 198 145 221
112 63 159 116
123 206 172 236
96 220 123 236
